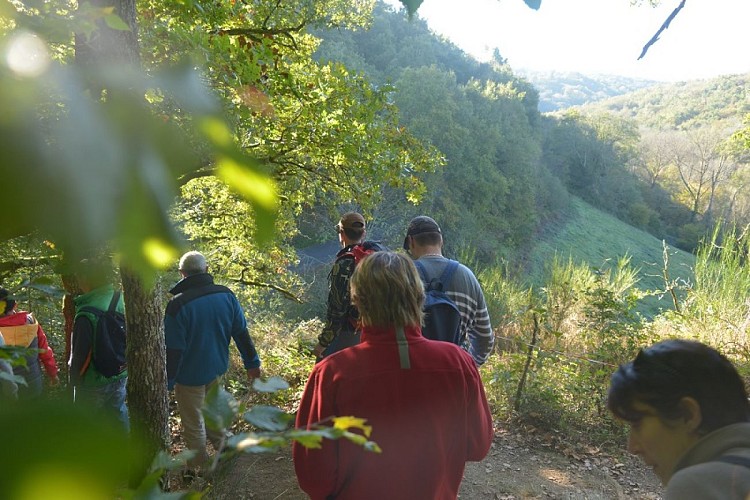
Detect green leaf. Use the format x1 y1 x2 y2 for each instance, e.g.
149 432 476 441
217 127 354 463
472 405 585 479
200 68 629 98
129 469 163 498
148 450 194 472
363 440 383 453
288 432 324 450
226 432 262 450
0 0 17 19
399 0 424 17
252 376 289 393
202 384 238 432
104 14 131 31
523 0 542 9
0 399 144 498
215 153 278 243
332 416 372 437
0 371 26 386
243 405 294 431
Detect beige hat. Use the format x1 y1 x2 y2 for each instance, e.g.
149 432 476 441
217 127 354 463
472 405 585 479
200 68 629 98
337 212 366 231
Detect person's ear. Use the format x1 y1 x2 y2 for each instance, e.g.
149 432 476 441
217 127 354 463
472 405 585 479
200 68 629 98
678 397 703 433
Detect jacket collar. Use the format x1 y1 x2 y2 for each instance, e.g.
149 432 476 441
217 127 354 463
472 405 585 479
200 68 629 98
360 324 423 343
361 325 423 369
170 273 214 295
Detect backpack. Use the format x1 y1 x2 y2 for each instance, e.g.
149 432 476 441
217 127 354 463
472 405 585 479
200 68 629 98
333 241 386 331
336 241 385 266
78 291 127 377
415 260 463 345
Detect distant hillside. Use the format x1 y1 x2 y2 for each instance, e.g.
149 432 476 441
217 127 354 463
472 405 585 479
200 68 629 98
570 72 750 128
526 197 695 318
517 70 658 112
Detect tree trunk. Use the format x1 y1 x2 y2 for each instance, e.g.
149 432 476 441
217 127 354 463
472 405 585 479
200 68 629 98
121 267 170 483
74 0 139 69
74 0 170 481
61 273 83 366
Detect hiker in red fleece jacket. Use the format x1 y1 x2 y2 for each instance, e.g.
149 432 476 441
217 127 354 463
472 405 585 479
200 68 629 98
293 251 493 500
0 288 59 397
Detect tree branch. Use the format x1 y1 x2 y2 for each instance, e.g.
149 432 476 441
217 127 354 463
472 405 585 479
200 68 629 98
230 277 304 303
638 0 686 60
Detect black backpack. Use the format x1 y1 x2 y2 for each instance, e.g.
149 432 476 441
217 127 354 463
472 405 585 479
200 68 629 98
79 291 127 377
415 260 462 345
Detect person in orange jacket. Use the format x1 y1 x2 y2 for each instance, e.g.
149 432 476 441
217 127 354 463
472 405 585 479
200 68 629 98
0 288 59 397
0 288 58 398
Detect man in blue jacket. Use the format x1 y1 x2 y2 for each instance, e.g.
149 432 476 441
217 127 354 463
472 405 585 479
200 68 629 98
165 251 261 470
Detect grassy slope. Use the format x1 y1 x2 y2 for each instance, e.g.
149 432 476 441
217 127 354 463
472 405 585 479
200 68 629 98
525 197 695 317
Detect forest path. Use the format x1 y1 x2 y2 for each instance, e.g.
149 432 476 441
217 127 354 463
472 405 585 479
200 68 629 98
198 424 663 500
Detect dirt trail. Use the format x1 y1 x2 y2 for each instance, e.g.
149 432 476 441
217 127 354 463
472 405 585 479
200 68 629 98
201 425 663 500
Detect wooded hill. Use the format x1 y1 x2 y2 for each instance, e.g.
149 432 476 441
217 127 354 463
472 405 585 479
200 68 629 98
306 2 748 283
570 73 750 129
516 70 658 112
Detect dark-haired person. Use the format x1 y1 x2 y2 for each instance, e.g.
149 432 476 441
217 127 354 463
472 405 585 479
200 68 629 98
608 339 750 499
0 288 59 398
294 251 493 500
313 212 385 360
403 216 494 366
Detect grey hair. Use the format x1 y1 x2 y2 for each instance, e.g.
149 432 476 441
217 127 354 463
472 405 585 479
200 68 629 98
179 251 208 276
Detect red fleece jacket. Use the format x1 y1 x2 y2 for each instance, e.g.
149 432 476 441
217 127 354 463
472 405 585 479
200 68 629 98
0 311 59 378
293 324 493 500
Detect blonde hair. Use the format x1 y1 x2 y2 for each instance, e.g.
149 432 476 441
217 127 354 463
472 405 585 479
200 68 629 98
350 252 424 328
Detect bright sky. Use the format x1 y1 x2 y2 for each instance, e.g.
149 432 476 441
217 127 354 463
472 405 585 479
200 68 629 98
382 0 750 82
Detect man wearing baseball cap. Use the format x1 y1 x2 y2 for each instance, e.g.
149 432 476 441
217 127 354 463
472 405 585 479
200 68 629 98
403 216 495 366
313 212 386 359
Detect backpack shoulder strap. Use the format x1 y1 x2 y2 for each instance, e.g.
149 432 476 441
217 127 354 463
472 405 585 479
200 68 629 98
107 291 121 313
414 260 429 284
336 244 361 262
78 291 121 319
77 306 102 319
439 260 459 287
416 259 458 292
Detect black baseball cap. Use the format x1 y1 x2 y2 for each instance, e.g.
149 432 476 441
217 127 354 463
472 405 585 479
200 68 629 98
403 216 441 250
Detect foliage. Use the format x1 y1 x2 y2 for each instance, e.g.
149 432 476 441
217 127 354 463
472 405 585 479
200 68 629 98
664 225 750 351
0 398 147 500
542 110 647 226
140 0 441 295
561 74 750 249
207 381 381 460
1 8 277 281
395 0 542 16
226 316 319 411
483 254 659 442
525 197 694 318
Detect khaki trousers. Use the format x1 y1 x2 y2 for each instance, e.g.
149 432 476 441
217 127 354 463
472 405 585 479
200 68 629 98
174 379 224 468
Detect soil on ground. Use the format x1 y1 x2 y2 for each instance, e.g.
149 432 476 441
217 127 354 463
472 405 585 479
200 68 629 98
171 422 663 500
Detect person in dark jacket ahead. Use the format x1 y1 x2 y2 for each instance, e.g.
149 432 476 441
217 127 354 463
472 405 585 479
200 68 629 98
294 251 493 500
165 250 261 470
313 212 386 360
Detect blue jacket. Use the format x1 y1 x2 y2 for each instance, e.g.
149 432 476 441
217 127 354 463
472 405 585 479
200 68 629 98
164 273 260 389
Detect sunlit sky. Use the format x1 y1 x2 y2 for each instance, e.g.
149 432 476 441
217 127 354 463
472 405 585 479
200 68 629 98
382 0 750 82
